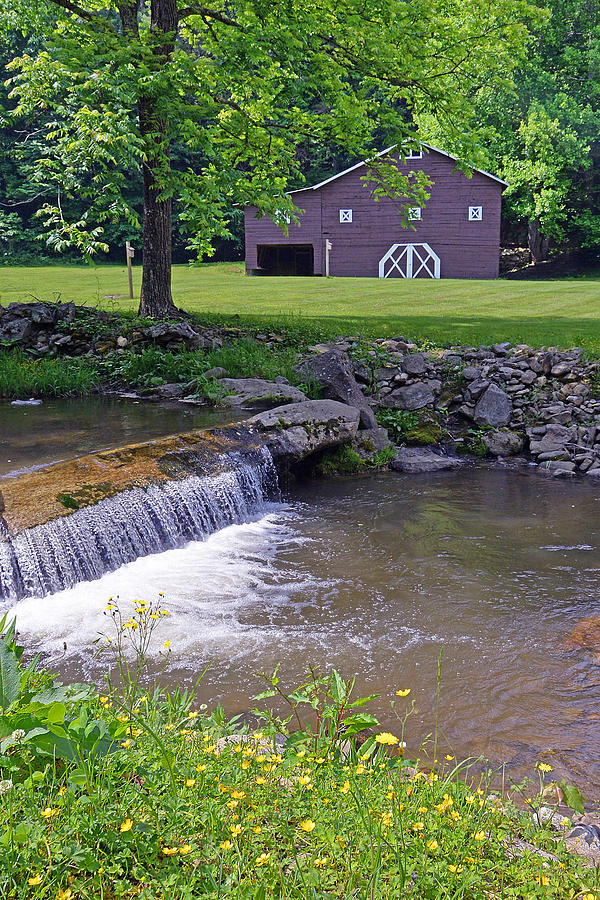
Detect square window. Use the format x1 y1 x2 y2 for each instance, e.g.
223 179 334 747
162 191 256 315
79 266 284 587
405 148 423 159
408 207 422 221
339 208 353 223
469 206 482 221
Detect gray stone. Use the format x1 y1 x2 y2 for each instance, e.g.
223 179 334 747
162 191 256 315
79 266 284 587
251 400 360 462
585 467 600 477
547 460 576 475
551 362 571 378
116 336 128 348
0 318 33 345
483 429 524 457
381 381 434 411
220 378 306 409
203 366 227 379
467 378 490 400
390 447 463 474
156 383 185 399
473 384 512 427
529 424 574 456
462 366 481 380
144 321 206 349
296 350 377 429
401 352 427 375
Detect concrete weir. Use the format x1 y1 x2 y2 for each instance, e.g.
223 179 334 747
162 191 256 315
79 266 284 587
0 400 359 602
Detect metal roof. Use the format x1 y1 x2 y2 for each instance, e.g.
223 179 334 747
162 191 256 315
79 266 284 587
288 142 508 194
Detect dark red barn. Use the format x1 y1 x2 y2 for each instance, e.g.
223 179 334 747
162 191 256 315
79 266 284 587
244 144 506 279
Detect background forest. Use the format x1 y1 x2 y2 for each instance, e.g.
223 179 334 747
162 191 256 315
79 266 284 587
0 0 597 271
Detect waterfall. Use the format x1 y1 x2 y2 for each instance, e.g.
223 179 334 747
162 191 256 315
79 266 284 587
0 448 279 603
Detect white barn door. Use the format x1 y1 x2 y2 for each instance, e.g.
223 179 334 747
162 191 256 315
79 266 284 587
379 243 441 279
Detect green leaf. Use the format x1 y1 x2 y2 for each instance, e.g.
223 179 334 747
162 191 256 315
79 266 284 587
330 670 347 705
560 781 585 815
251 690 277 701
342 713 379 736
348 694 379 709
0 639 20 712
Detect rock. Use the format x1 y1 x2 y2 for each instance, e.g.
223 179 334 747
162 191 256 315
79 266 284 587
296 350 378 429
116 336 128 348
401 352 427 375
585 467 600 477
390 447 463 474
546 460 577 475
551 362 571 378
473 384 513 427
10 398 43 406
219 378 306 409
352 426 390 460
155 383 185 399
528 424 574 456
483 429 523 457
462 366 481 380
467 378 490 400
492 342 511 355
251 400 360 462
203 366 227 379
0 318 33 345
381 381 435 411
144 321 206 349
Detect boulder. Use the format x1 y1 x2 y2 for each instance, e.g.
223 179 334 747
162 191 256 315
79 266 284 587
483 429 524 457
528 424 575 456
381 381 435 411
390 447 463 474
473 384 512 427
203 366 227 379
0 318 33 346
296 350 377 429
220 378 307 409
251 400 360 462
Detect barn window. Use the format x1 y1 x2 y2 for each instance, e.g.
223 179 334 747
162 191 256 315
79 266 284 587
405 148 423 159
469 206 482 221
339 208 353 223
408 207 422 221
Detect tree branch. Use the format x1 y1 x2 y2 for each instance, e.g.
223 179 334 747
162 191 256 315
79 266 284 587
46 0 96 21
178 5 243 28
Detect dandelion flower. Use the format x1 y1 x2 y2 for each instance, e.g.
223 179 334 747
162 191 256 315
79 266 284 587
375 732 399 746
396 689 411 697
27 875 43 886
219 840 233 850
120 818 133 833
300 819 316 832
537 762 553 773
185 779 196 787
256 777 266 785
163 641 171 649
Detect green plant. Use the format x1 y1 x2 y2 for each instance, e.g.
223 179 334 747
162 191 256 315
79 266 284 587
312 444 367 476
376 408 446 445
458 426 492 457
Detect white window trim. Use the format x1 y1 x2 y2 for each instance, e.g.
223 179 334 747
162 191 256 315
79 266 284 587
405 148 423 160
469 206 483 221
408 207 422 221
339 208 353 223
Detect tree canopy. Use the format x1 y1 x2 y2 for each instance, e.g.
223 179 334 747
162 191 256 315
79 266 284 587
2 0 536 311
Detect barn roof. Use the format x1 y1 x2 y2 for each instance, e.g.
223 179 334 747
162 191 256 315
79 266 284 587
289 143 508 194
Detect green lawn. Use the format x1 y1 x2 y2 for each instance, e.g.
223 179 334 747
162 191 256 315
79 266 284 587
2 262 600 349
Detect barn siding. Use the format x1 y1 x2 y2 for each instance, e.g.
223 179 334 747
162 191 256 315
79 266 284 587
244 149 503 279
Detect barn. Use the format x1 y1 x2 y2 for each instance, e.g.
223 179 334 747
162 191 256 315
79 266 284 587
243 144 507 279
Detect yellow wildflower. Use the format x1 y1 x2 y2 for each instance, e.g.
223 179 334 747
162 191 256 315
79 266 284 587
219 840 233 850
256 777 266 785
121 739 132 748
300 819 316 832
448 864 464 873
537 762 553 773
58 787 67 796
473 831 485 841
179 845 192 855
340 780 350 794
298 775 311 785
27 875 43 886
375 732 399 745
445 755 455 761
99 696 109 704
41 807 59 819
162 846 179 856
231 790 245 799
120 818 133 833
163 641 171 649
427 840 438 851
253 826 262 834
255 852 271 867
314 857 328 868
57 891 72 900
118 715 129 723
196 764 207 772
396 689 411 697
185 779 196 787
241 761 251 770
535 875 550 886
230 824 242 836
355 765 367 775
412 822 424 832
226 800 238 809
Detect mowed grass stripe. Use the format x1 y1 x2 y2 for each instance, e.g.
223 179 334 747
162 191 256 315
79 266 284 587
2 262 600 349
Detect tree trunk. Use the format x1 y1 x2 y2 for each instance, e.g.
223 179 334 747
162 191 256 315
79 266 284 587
138 103 177 317
126 0 179 318
528 218 549 264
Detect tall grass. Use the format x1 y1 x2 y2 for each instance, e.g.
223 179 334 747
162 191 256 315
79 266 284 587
0 350 99 399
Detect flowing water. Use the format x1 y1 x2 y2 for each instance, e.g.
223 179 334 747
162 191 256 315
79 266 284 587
3 452 600 798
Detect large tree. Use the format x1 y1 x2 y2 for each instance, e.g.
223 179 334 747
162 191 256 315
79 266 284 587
4 0 534 314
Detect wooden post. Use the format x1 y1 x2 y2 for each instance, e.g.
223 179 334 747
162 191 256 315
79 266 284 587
125 241 135 299
325 239 332 277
